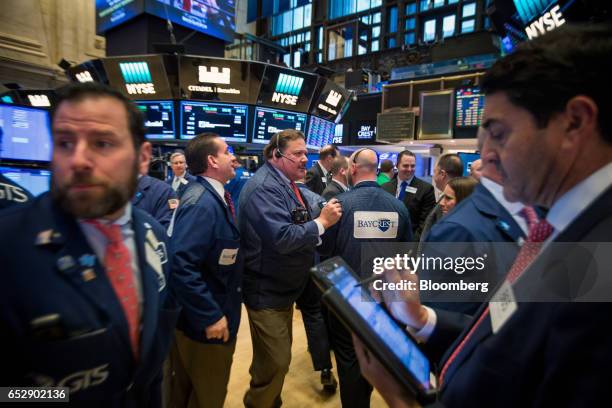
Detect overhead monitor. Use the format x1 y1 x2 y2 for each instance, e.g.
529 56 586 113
256 65 318 113
0 166 51 197
252 107 307 145
418 90 454 140
378 152 399 168
458 152 481 176
67 60 109 85
455 87 485 128
96 0 145 34
103 56 173 100
180 101 248 142
310 78 351 122
331 123 345 145
352 120 377 145
0 104 52 163
179 56 252 103
306 116 336 150
135 100 176 140
146 0 236 42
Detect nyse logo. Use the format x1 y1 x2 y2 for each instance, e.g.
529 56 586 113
272 73 303 106
27 94 51 107
198 65 231 84
75 71 94 83
325 90 342 107
353 211 399 239
525 4 566 39
120 62 156 95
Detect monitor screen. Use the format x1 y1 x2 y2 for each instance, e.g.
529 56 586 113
252 107 307 145
96 0 145 34
378 152 398 168
145 0 236 42
458 152 481 176
179 57 252 103
103 56 172 100
0 104 52 162
0 166 51 196
310 79 350 122
180 101 248 142
418 90 454 140
256 65 319 113
455 87 485 128
136 100 176 140
331 123 345 145
306 116 335 150
353 120 377 144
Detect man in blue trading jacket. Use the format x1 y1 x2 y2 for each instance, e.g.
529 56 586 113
0 83 179 407
420 134 529 316
0 127 34 209
319 148 412 408
354 24 612 408
166 133 242 408
166 150 196 198
240 129 343 408
225 156 253 216
133 173 177 229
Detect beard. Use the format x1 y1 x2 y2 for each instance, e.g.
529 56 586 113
51 161 139 219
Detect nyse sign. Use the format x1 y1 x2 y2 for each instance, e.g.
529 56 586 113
525 4 566 39
272 93 298 105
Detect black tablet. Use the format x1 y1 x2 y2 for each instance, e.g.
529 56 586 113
311 257 438 403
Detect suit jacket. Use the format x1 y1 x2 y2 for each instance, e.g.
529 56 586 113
382 177 436 241
305 161 328 195
166 173 196 199
0 173 34 210
133 175 177 229
170 177 243 343
321 179 346 201
420 183 525 317
240 163 320 309
428 185 612 407
0 193 180 407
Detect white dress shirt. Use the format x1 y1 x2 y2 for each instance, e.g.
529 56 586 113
396 176 414 198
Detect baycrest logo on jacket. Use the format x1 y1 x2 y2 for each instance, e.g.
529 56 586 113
353 212 399 239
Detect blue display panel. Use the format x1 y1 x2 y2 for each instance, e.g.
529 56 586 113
252 107 307 145
0 104 52 162
136 100 176 140
458 152 481 176
306 116 336 150
146 0 236 42
455 87 485 128
96 0 145 34
0 166 51 196
180 101 248 142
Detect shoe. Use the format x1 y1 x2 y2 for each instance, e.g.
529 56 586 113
320 368 338 393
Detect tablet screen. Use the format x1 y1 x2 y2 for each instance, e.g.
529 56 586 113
327 265 432 390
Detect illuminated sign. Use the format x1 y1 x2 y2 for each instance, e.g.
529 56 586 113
75 71 94 83
272 73 304 106
1 95 14 104
358 125 376 139
27 94 51 107
524 4 565 39
119 62 155 95
325 90 342 107
198 66 230 84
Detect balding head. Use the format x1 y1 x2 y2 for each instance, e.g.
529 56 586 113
349 148 378 186
469 159 483 181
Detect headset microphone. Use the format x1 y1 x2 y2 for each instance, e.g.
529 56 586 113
275 149 296 163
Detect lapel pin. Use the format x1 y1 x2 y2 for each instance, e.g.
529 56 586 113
35 229 53 245
57 255 75 271
78 254 96 268
81 268 97 281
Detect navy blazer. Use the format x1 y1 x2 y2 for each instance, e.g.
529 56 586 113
320 181 413 278
133 175 177 229
0 193 179 407
382 176 436 241
170 177 243 343
428 185 612 407
305 161 327 195
239 163 320 309
166 173 196 199
321 179 346 201
420 183 525 316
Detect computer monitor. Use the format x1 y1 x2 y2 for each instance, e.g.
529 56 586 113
252 107 307 145
306 116 336 150
135 100 176 140
180 101 249 143
0 165 51 196
0 104 52 163
455 87 485 128
458 152 481 176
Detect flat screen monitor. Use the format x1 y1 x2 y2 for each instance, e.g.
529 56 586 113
146 0 236 42
0 166 51 196
378 152 398 168
458 152 481 176
418 90 454 140
256 65 319 113
331 123 345 145
180 101 248 142
252 107 307 145
455 87 484 128
96 0 145 34
0 104 52 162
136 100 176 140
306 116 336 150
352 120 377 144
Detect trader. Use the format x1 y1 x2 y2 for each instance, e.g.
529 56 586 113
240 129 342 408
167 150 195 198
305 144 338 194
321 155 350 200
133 172 177 229
320 148 412 408
0 83 179 407
167 133 242 408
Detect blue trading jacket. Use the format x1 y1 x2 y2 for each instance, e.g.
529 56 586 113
133 175 177 229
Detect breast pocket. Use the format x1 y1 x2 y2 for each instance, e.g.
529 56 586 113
214 238 241 269
22 326 130 401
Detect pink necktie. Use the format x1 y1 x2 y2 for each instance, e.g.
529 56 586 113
224 191 236 220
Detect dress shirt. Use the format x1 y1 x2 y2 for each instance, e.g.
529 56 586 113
333 179 349 192
396 176 415 197
203 176 227 206
480 177 529 236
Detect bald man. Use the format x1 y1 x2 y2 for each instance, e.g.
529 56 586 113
319 148 412 408
469 158 483 181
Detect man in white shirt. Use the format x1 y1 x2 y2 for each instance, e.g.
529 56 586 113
167 151 195 197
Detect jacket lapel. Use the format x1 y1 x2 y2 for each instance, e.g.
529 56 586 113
200 177 240 234
472 184 524 242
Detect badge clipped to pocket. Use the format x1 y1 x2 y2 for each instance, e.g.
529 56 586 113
405 186 418 194
489 280 518 334
219 248 239 266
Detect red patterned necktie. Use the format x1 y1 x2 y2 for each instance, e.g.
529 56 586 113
224 191 236 220
290 181 306 207
439 206 553 384
88 221 140 359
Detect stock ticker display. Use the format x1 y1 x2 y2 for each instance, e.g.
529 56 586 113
252 107 307 145
306 115 336 149
180 101 248 142
455 87 485 128
136 100 176 140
